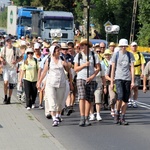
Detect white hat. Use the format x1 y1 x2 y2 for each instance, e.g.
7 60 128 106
94 43 99 47
52 39 58 44
118 39 128 47
131 42 137 46
38 37 41 39
34 42 40 49
21 36 25 39
20 40 26 46
49 45 60 55
25 48 34 53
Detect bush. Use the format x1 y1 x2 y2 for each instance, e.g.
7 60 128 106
0 8 7 28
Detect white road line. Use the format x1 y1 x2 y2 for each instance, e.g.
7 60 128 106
137 101 150 109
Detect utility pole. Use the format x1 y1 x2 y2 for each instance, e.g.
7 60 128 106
129 0 138 44
87 0 90 77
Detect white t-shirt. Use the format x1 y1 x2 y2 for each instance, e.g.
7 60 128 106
74 51 100 81
0 46 21 69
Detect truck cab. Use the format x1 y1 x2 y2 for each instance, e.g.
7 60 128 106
7 6 43 39
31 11 74 42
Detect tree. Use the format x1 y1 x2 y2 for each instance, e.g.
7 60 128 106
0 8 7 28
137 0 150 46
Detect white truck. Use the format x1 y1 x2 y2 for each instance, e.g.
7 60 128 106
31 11 75 42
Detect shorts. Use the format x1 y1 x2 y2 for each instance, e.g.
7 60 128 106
3 68 17 84
77 79 96 102
115 80 131 103
94 80 103 104
134 75 141 87
108 85 116 105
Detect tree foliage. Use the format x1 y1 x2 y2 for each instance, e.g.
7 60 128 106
0 0 149 46
0 8 7 28
137 0 150 46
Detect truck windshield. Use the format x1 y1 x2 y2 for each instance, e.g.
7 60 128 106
44 19 73 30
20 17 31 27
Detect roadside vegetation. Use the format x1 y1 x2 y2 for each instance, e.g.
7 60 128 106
0 0 149 46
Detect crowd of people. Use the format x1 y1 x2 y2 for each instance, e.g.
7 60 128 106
0 34 149 127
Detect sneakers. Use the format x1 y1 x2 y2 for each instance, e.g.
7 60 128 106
3 97 8 104
39 104 44 109
65 106 73 116
120 119 129 125
128 99 133 107
85 119 91 126
57 117 63 122
96 114 102 121
128 99 138 108
46 114 52 119
52 120 59 127
89 114 95 121
111 110 115 117
79 116 85 127
3 96 11 104
133 101 138 108
32 104 36 109
27 107 31 110
114 114 120 124
7 97 11 104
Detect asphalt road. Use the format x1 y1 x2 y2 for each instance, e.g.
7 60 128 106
14 89 149 150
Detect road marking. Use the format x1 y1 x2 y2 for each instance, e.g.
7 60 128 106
137 101 150 109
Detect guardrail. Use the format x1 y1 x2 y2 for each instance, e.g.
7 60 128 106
127 46 150 53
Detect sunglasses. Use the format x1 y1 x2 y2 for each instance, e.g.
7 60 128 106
62 49 68 51
100 47 105 48
45 48 49 52
27 52 34 55
96 51 101 53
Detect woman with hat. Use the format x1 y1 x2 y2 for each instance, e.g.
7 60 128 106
74 39 100 127
109 42 116 53
19 48 39 110
36 45 69 127
101 49 112 110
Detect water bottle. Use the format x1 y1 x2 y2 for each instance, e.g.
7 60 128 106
17 83 23 94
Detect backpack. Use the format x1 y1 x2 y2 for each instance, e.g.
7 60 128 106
47 55 65 69
78 51 96 67
115 51 131 64
3 46 17 60
134 52 141 67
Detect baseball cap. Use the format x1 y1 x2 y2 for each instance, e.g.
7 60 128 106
34 42 40 49
131 42 137 46
5 37 11 41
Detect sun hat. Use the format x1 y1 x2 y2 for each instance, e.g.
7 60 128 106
61 43 68 49
42 42 50 48
109 42 116 47
26 48 34 53
104 49 112 55
118 39 128 47
80 39 92 48
52 39 58 44
49 45 60 55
